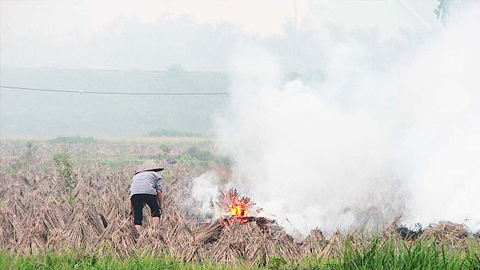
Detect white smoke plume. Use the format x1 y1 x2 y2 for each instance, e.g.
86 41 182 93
214 5 480 235
400 6 480 230
191 171 221 221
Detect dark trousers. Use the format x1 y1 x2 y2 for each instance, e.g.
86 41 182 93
131 194 161 225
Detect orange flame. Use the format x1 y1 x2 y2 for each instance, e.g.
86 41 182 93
228 196 250 217
221 189 254 224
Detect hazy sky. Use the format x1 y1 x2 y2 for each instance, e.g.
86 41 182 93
0 0 439 69
2 1 306 39
1 0 438 35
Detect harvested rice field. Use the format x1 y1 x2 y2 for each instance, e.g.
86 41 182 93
1 138 479 270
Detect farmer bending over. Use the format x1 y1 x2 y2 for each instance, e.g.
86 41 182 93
129 168 164 233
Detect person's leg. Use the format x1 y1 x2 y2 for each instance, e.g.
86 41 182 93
131 194 145 233
152 217 160 227
146 194 161 228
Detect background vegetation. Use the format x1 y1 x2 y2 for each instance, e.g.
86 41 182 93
0 67 229 136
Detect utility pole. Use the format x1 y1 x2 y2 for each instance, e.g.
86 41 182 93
294 0 298 74
295 0 298 31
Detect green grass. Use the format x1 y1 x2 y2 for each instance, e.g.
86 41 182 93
49 136 99 144
2 239 480 270
97 155 148 170
148 129 205 137
0 252 249 270
1 166 18 175
334 238 480 270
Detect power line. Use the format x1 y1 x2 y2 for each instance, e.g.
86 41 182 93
0 85 230 96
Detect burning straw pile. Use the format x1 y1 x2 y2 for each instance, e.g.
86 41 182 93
0 141 478 265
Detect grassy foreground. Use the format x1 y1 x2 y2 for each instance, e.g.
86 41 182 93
2 239 480 270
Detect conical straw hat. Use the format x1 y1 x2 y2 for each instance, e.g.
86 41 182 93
135 160 164 174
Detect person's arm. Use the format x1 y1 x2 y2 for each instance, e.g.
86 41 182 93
128 194 133 215
127 182 133 215
157 190 163 214
154 173 164 214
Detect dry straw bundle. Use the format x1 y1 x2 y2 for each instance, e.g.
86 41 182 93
0 141 478 264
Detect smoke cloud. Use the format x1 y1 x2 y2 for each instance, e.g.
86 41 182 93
191 171 222 221
213 4 480 235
